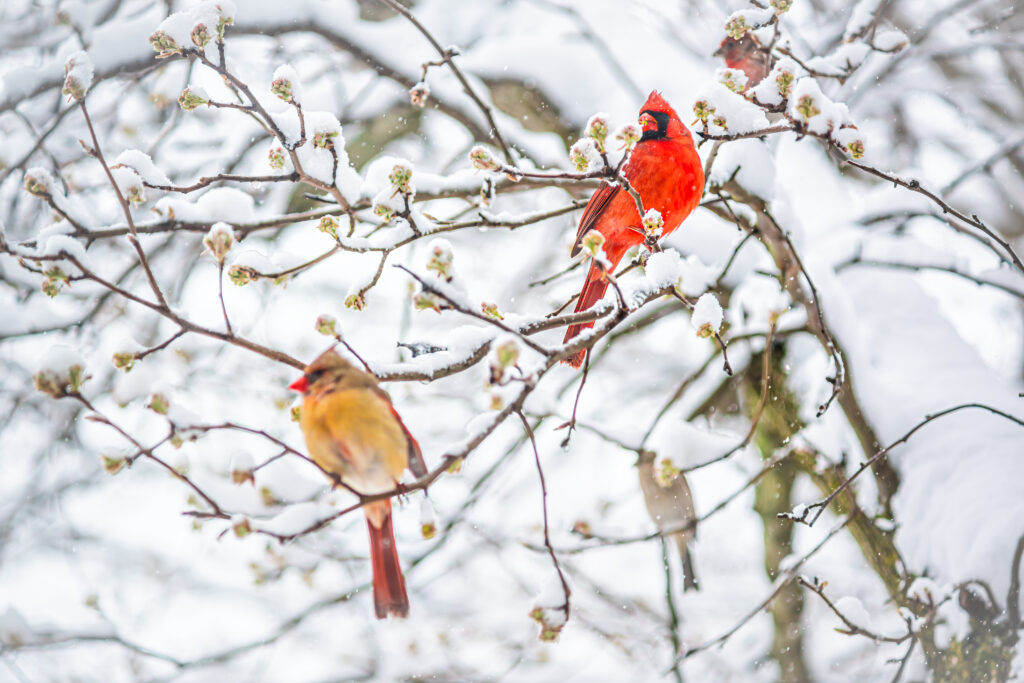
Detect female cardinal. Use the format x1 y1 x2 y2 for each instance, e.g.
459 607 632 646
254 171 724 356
289 348 427 619
637 451 699 591
562 91 704 367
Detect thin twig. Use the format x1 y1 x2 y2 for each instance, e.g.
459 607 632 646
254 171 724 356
518 411 572 623
790 403 1024 527
672 515 852 664
379 0 515 163
79 101 168 308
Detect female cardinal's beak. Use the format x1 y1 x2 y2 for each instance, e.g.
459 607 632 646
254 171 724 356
288 376 309 393
639 112 658 133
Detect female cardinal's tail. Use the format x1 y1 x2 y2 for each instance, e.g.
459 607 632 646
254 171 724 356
366 500 409 619
562 248 625 368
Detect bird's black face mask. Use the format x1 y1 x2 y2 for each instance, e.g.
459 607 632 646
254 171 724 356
639 110 670 141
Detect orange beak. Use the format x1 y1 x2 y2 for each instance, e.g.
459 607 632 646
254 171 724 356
289 376 309 393
639 112 658 134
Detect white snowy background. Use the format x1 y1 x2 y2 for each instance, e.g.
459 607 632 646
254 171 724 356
1 0 1024 681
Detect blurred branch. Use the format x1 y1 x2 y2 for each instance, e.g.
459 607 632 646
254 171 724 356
673 515 852 664
838 256 1024 300
79 100 169 309
797 576 912 643
378 0 515 163
789 402 1024 527
702 121 1024 275
518 411 572 627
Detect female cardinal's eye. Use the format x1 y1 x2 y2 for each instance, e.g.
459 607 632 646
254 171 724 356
307 369 326 383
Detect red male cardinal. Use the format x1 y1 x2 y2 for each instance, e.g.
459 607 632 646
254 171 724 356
715 34 771 88
562 91 704 367
289 349 427 619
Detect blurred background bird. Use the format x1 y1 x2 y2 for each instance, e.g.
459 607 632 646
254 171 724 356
289 348 427 619
637 450 699 591
562 91 705 367
715 34 771 88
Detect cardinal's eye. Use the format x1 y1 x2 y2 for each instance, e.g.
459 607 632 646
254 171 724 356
306 369 326 383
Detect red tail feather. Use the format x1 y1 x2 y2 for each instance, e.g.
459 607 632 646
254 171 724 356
366 504 409 619
563 244 630 367
562 258 615 368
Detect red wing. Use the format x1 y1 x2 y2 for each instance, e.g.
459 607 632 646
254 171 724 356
570 182 622 257
387 401 427 478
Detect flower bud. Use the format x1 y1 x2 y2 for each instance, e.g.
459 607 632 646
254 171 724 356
426 240 454 281
178 88 208 112
203 222 234 262
312 130 337 150
388 163 413 194
770 0 793 12
642 209 664 238
775 70 795 99
228 265 257 286
270 65 302 105
62 52 93 102
47 267 69 284
692 292 724 339
580 229 605 258
23 173 51 199
148 393 170 415
481 302 503 320
656 457 681 487
314 217 338 240
232 518 252 538
584 114 609 154
33 350 86 398
413 292 443 313
845 139 865 160
495 339 519 369
344 293 366 311
409 81 430 108
614 124 641 152
528 606 567 642
372 203 395 222
102 456 127 475
692 100 715 124
148 31 181 58
261 485 281 506
724 15 750 40
41 279 61 298
469 145 501 172
719 68 748 93
216 13 234 41
314 314 337 336
270 78 293 103
112 351 136 372
569 138 598 173
127 185 145 205
41 266 70 298
795 95 820 120
191 23 211 49
420 498 437 540
268 146 286 170
33 371 62 398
